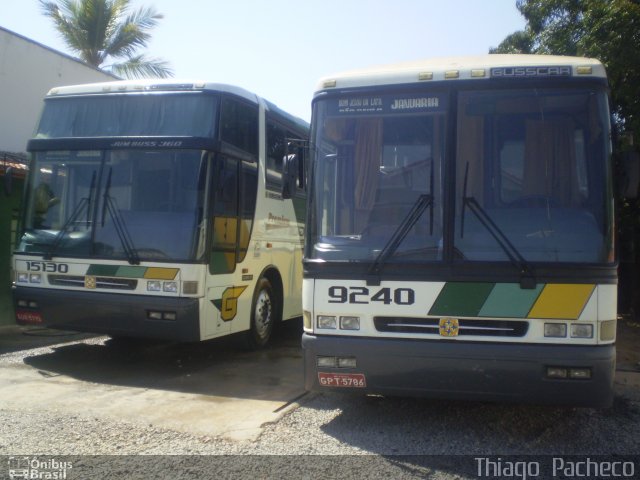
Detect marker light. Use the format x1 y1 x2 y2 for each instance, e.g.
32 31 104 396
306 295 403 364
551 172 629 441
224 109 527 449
471 69 486 78
576 66 593 75
544 323 567 338
303 310 312 330
445 70 459 79
317 315 337 329
418 72 433 81
600 320 616 341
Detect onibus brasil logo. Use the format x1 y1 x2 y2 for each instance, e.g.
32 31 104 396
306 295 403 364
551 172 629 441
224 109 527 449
8 456 72 479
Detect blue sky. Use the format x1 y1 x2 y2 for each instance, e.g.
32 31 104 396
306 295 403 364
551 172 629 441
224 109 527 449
1 0 525 122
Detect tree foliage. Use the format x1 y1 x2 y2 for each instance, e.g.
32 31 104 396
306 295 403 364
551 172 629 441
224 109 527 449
39 0 173 79
491 0 640 138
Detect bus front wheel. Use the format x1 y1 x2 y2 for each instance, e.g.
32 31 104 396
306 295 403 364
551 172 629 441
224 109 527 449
245 277 276 349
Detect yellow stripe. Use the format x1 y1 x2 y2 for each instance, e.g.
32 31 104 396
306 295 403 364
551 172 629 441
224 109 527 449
527 284 595 320
143 267 179 280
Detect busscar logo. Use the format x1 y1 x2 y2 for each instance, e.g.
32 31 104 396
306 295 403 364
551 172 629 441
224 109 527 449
491 65 572 78
8 456 73 479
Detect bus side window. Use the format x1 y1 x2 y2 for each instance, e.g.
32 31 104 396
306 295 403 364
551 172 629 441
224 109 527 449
266 119 286 192
210 157 239 274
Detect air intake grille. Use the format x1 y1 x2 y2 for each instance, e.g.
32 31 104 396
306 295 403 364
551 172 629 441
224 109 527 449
374 317 529 337
48 275 138 291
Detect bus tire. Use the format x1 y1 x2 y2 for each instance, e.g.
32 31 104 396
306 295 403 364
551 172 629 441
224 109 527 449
245 277 276 349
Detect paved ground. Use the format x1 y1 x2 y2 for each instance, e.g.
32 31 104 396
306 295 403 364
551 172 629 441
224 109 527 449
0 321 307 441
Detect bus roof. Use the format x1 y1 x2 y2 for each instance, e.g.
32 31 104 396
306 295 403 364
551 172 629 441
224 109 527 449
315 54 606 92
45 79 309 131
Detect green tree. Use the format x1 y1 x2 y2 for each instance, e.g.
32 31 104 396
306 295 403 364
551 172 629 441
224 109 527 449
39 0 173 79
491 0 640 137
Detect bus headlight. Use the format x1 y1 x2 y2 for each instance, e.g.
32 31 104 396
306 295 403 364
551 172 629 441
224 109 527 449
147 281 161 292
340 316 360 330
17 273 29 283
544 323 567 338
570 324 593 339
29 274 42 284
163 281 178 293
317 315 337 329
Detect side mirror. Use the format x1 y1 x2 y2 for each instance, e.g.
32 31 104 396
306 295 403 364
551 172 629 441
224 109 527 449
619 150 640 199
281 154 298 199
3 166 13 196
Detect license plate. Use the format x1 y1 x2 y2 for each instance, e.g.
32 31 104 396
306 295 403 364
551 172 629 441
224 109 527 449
16 310 43 325
318 372 366 388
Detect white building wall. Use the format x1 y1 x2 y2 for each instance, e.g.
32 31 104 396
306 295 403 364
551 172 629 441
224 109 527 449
0 27 116 153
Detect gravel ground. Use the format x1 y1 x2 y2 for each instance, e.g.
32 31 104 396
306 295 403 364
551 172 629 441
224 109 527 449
2 325 640 479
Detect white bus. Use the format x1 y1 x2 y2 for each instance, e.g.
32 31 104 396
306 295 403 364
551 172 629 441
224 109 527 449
12 80 308 347
303 55 617 407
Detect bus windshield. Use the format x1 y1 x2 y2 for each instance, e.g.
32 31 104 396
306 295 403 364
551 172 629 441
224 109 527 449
35 93 217 138
18 149 208 262
309 86 613 265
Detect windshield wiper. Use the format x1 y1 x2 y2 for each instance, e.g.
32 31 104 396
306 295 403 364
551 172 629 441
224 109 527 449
101 168 140 265
43 197 89 260
460 163 536 289
366 193 433 285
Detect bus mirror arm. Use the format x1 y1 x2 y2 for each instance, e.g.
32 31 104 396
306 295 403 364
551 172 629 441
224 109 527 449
619 150 640 199
3 166 13 196
281 154 298 199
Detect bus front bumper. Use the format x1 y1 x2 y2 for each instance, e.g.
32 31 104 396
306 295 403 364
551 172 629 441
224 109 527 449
13 286 201 342
302 333 615 408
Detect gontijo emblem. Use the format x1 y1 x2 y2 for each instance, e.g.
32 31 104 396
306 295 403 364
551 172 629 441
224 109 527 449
439 317 459 337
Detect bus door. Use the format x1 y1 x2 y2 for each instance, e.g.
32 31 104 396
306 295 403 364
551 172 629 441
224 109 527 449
202 155 257 338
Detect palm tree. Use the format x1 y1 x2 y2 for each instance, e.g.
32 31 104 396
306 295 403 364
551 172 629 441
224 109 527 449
39 0 173 79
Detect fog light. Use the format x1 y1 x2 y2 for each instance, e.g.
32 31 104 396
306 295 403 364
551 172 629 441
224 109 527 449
28 301 38 309
570 324 593 339
569 368 591 379
317 315 337 329
163 312 177 321
29 274 42 284
17 299 28 308
147 281 161 292
547 367 568 379
544 323 567 338
337 357 357 368
340 316 360 330
147 311 163 320
163 281 178 293
317 356 337 367
17 273 29 283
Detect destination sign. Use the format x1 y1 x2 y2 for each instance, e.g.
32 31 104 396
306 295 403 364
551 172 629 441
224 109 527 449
328 93 447 116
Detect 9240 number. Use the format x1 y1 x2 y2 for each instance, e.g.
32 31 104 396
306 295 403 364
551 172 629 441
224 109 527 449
328 286 415 305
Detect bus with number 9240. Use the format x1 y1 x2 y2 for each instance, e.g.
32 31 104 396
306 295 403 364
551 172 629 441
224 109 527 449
303 55 618 407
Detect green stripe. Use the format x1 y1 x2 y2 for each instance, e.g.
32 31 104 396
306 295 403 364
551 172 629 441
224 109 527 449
429 282 495 317
116 266 147 278
478 283 544 318
86 264 119 276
